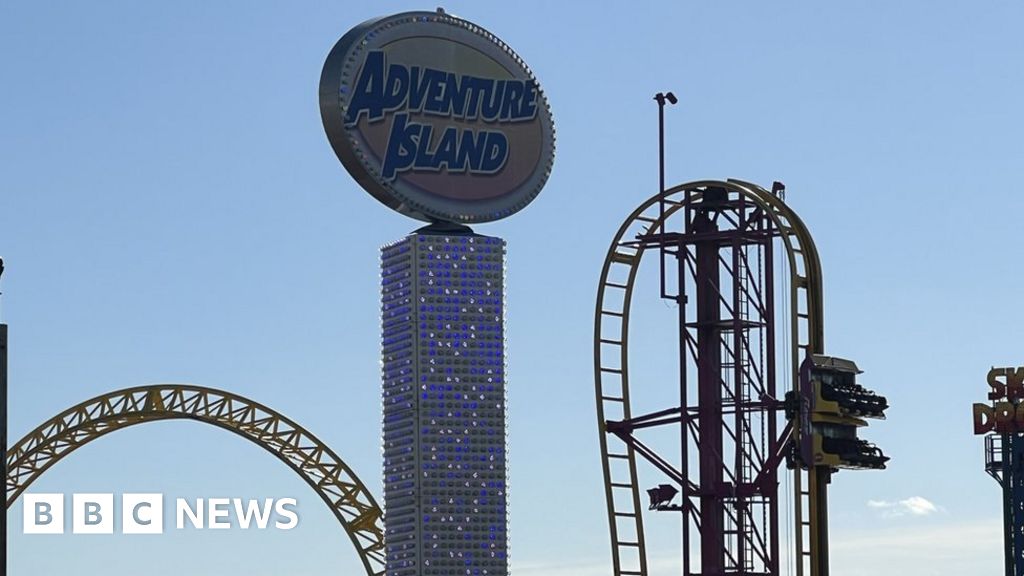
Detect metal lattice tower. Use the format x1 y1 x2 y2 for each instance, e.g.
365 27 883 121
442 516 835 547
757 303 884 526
986 432 1024 575
595 179 829 576
608 184 782 575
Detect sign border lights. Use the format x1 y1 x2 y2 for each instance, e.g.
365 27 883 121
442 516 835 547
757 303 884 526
319 10 555 224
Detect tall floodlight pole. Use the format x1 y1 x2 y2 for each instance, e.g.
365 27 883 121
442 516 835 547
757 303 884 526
1 323 6 575
653 90 689 573
1 258 7 575
319 11 554 575
653 92 676 301
654 92 677 233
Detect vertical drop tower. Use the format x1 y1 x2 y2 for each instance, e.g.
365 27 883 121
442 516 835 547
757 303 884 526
974 367 1024 576
594 99 888 576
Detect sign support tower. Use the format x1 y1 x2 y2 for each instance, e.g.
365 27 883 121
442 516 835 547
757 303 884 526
320 10 554 575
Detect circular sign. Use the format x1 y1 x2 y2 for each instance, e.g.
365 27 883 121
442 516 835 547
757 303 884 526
319 10 555 224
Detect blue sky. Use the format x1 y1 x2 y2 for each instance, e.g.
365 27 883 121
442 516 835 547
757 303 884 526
3 1 1023 574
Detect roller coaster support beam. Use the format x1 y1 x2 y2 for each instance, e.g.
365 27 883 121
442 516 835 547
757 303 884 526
811 468 830 575
694 203 725 572
596 180 848 576
6 384 387 576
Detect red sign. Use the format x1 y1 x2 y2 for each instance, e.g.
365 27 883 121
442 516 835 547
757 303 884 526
973 367 1024 434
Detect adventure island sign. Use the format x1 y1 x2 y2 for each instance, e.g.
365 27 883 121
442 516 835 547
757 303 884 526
319 10 555 224
974 367 1024 434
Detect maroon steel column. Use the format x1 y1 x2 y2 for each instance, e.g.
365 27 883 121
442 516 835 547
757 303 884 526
694 208 724 574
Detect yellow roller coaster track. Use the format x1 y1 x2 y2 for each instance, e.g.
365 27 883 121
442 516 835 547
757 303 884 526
5 384 385 576
594 179 826 576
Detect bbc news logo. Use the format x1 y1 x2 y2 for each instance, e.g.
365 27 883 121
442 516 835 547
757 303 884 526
23 493 299 534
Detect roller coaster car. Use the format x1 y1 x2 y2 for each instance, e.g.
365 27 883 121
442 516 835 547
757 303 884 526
806 355 888 421
790 354 890 471
817 370 888 420
819 434 890 470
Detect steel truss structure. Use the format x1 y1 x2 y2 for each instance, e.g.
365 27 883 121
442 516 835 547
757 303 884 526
595 180 828 576
986 432 1024 575
5 384 385 576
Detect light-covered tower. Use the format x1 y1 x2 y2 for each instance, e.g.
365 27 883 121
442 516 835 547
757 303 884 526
319 9 553 576
381 230 506 574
